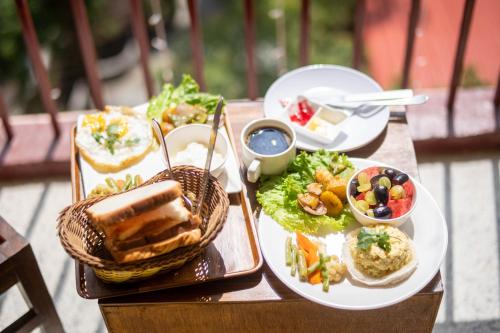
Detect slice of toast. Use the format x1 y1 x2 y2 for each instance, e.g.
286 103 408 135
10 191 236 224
107 228 202 263
102 198 194 241
86 180 183 226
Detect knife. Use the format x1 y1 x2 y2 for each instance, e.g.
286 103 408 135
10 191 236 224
195 96 225 217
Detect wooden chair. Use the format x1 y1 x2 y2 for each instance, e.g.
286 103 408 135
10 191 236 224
0 215 64 333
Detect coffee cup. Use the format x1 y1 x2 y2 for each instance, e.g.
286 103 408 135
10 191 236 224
240 118 296 183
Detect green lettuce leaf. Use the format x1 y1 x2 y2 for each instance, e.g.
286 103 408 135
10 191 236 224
147 83 174 120
146 74 223 121
257 149 356 235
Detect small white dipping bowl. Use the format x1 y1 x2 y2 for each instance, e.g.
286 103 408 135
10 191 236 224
164 124 228 177
346 165 417 227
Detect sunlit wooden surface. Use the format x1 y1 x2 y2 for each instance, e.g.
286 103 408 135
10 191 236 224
99 101 443 333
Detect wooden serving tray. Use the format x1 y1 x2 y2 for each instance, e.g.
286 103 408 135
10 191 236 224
69 112 263 299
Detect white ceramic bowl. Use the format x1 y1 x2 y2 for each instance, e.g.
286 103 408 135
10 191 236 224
346 165 417 227
164 124 228 177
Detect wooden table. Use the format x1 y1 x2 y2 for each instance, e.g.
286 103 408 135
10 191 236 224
98 101 443 333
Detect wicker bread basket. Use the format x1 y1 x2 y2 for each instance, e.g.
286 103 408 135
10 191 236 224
57 165 229 283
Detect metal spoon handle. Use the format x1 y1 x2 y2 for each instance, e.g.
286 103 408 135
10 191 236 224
356 95 428 106
152 119 194 212
325 95 429 109
195 97 224 216
342 89 414 102
152 119 173 177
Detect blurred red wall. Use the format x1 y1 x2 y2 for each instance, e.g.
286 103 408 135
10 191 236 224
364 0 500 89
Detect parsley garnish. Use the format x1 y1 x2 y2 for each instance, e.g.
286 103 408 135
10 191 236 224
92 132 104 144
356 228 391 252
124 138 140 147
90 123 132 155
106 123 120 136
103 124 121 155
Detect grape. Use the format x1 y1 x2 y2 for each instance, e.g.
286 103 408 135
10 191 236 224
393 173 409 185
357 183 371 193
389 185 406 199
383 168 397 179
370 174 385 188
358 172 370 185
355 200 369 213
378 176 392 189
350 195 357 204
374 185 389 204
365 191 377 205
350 178 360 196
373 205 392 219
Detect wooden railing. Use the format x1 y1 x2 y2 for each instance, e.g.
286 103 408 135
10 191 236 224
0 0 499 145
13 0 61 137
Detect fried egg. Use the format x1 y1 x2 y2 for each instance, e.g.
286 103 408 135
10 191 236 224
76 106 153 173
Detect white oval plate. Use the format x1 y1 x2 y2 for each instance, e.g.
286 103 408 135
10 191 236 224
263 65 390 152
78 103 242 197
257 158 448 310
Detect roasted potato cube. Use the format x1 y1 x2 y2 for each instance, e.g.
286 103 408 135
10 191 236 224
319 191 343 217
325 175 347 201
315 168 347 202
315 168 334 187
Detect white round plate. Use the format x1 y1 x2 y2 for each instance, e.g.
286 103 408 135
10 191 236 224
257 158 448 310
263 65 390 152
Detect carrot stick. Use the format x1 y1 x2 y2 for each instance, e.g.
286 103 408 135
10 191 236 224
116 179 125 190
296 232 321 284
296 232 317 256
306 250 319 267
309 270 322 284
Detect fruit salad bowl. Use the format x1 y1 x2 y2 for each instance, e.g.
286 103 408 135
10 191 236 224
346 165 417 227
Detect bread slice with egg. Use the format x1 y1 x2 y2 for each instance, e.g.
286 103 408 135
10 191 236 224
86 180 202 263
76 106 154 173
342 226 418 286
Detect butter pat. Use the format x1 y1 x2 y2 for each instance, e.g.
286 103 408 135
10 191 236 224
304 107 345 141
315 106 349 125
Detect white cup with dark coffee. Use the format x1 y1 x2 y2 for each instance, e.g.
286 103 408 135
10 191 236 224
240 119 296 183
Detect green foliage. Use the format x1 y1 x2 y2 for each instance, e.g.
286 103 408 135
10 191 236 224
168 0 356 98
1 0 356 110
146 74 223 122
0 0 119 111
